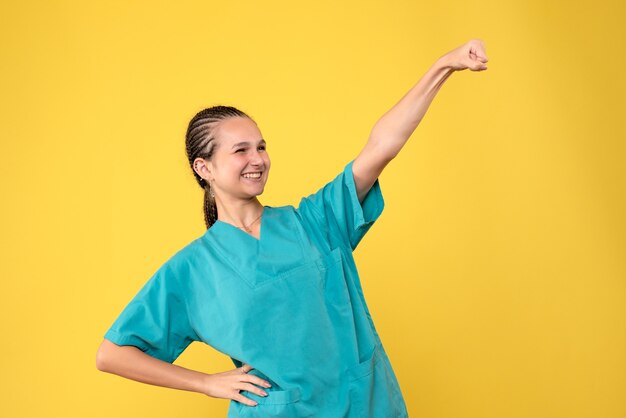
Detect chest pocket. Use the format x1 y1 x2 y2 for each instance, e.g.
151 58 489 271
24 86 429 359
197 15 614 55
315 246 353 306
251 246 350 305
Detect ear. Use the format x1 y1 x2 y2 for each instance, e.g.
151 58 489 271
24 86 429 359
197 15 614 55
193 157 213 182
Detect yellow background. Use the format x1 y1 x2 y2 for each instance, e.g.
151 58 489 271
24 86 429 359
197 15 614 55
1 0 624 417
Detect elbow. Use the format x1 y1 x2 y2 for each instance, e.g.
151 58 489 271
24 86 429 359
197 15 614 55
96 344 108 372
367 132 405 162
96 339 116 372
366 137 399 164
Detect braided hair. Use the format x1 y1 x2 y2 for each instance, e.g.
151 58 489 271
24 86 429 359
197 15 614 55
185 105 250 229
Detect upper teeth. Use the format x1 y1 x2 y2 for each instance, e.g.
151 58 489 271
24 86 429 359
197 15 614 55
243 172 261 179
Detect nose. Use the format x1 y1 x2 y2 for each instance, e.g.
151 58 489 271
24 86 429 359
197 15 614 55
249 149 264 166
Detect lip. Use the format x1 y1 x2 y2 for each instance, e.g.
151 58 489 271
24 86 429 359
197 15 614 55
241 171 264 180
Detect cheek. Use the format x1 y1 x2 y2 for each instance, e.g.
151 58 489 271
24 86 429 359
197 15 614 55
229 155 248 170
215 157 245 180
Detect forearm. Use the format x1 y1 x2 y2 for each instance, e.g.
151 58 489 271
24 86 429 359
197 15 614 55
369 56 455 160
350 39 487 200
96 339 208 394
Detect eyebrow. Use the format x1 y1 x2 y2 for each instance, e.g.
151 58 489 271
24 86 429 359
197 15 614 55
231 139 266 149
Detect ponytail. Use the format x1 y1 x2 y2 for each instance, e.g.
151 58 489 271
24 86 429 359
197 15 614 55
203 183 218 229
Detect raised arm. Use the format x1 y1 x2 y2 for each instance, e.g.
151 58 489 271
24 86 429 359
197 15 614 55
352 39 489 202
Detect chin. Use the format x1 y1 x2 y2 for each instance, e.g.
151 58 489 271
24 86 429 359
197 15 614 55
243 185 265 198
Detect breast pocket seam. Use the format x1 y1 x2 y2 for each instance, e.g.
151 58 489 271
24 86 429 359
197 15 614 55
251 260 321 289
315 246 343 271
251 246 344 290
347 344 382 382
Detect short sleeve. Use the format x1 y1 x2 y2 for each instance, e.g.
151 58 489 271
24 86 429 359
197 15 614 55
297 160 384 251
103 262 199 363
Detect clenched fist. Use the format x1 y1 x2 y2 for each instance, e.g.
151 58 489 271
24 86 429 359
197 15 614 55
440 39 489 71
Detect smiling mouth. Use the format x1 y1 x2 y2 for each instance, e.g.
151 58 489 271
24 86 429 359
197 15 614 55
242 172 262 179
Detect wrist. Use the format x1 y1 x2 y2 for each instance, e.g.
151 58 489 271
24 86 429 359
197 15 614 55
192 371 214 395
434 55 456 73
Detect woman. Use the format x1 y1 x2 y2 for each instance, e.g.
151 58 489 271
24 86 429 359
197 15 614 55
96 39 488 417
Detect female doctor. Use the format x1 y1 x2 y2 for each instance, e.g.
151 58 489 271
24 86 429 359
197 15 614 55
96 39 488 417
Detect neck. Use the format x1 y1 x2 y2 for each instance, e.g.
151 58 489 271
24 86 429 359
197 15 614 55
215 196 264 227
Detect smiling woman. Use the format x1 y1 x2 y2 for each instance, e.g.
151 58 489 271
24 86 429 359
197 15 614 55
96 39 489 417
187 110 271 236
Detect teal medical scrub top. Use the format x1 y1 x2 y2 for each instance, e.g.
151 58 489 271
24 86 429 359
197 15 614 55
104 161 408 418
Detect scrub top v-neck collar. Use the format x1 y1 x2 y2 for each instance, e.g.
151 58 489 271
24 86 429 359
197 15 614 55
203 206 310 288
213 207 267 243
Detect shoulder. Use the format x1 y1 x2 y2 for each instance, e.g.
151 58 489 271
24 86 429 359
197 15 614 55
264 204 296 217
154 234 211 281
265 204 311 226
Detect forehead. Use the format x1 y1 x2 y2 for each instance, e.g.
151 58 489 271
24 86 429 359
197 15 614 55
215 117 263 144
